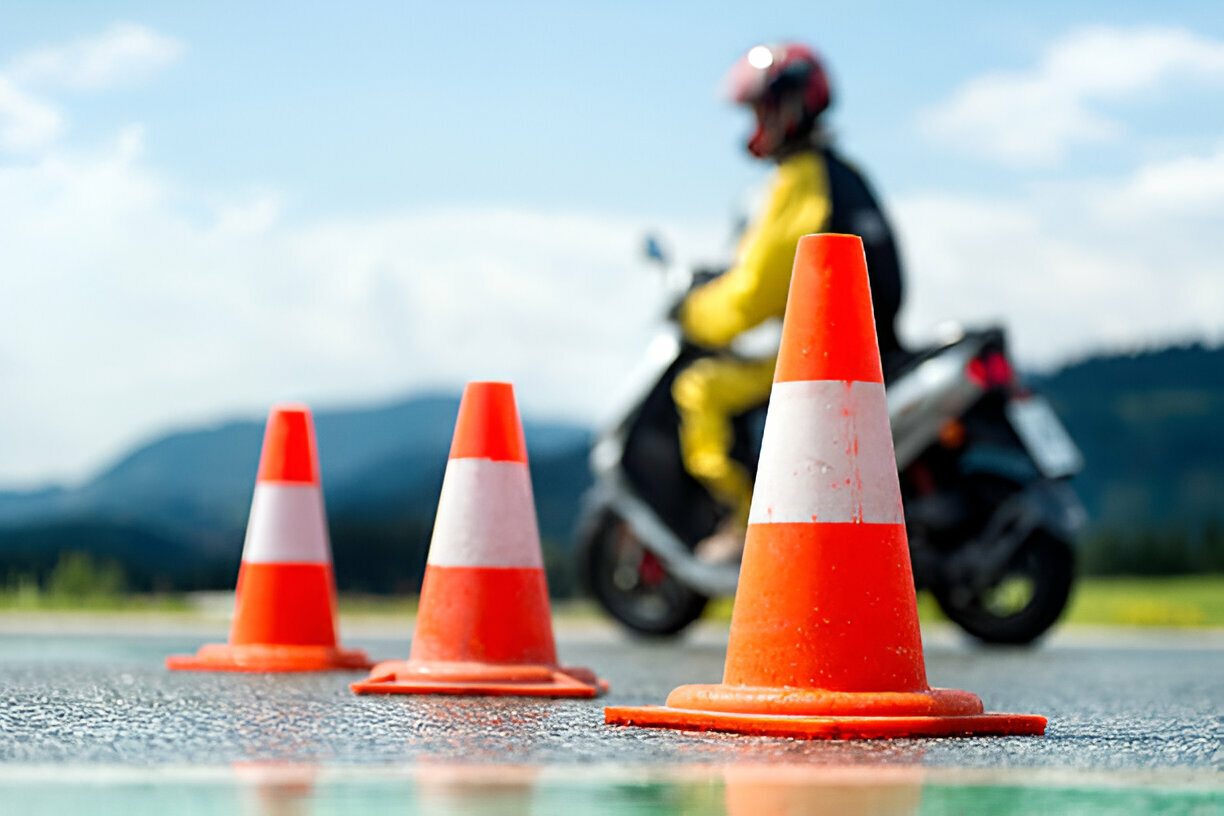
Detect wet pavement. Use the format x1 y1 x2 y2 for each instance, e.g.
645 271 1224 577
0 623 1221 813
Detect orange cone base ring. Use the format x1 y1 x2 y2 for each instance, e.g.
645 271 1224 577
604 705 1046 740
166 643 373 673
350 659 609 698
665 683 985 718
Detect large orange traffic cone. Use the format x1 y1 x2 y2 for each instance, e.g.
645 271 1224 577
167 404 371 672
351 381 608 697
606 234 1046 738
722 765 925 816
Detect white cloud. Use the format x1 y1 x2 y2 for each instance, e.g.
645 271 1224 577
1093 143 1224 217
4 116 1221 486
2 20 1219 489
0 23 717 486
920 26 1224 166
214 191 283 237
0 75 62 150
893 141 1224 366
0 22 181 155
0 131 719 486
8 22 184 91
6 120 1219 488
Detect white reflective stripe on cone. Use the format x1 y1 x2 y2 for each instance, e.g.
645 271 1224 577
427 458 543 568
241 483 333 564
748 379 905 525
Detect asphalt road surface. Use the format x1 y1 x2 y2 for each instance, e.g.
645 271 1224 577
0 621 1221 814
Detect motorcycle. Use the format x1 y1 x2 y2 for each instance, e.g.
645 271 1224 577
575 240 1086 644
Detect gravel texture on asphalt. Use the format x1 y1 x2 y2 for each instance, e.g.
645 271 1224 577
0 630 1221 771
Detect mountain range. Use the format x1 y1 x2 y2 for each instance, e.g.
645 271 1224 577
0 394 592 592
1 341 1221 591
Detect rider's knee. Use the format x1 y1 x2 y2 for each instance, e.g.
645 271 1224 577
672 360 719 413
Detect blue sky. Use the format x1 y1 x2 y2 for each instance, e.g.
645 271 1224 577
8 1 1221 214
1 2 1223 485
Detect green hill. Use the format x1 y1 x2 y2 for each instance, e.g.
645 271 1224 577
1034 342 1224 574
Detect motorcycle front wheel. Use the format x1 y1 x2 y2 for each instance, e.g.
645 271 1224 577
577 511 708 637
933 529 1074 645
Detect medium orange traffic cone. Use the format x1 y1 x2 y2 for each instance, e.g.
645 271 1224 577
605 234 1046 738
167 404 371 672
351 381 607 697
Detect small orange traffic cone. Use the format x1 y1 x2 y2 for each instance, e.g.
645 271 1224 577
605 234 1046 738
351 381 607 697
167 404 371 672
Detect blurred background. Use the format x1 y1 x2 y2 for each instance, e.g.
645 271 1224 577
0 1 1221 624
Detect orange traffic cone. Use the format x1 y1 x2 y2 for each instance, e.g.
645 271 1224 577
167 404 371 672
351 382 608 697
605 234 1046 738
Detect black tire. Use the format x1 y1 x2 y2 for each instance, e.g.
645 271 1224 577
933 530 1074 645
577 510 708 637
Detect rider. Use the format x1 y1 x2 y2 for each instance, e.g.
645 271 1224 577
674 42 905 560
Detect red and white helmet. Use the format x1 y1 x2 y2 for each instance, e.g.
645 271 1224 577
723 43 833 159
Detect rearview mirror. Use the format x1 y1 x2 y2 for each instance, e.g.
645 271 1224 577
642 233 669 269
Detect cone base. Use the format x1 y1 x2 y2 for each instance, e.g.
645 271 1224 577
604 704 1046 740
665 682 984 718
350 659 609 698
166 643 372 673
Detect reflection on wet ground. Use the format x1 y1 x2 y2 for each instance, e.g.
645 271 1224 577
2 762 1221 815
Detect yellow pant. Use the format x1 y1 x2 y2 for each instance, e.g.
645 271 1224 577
672 355 777 526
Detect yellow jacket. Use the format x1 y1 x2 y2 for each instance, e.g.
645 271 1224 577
679 151 831 348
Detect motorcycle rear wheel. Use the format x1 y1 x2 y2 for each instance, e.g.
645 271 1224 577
578 511 709 638
933 529 1074 645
